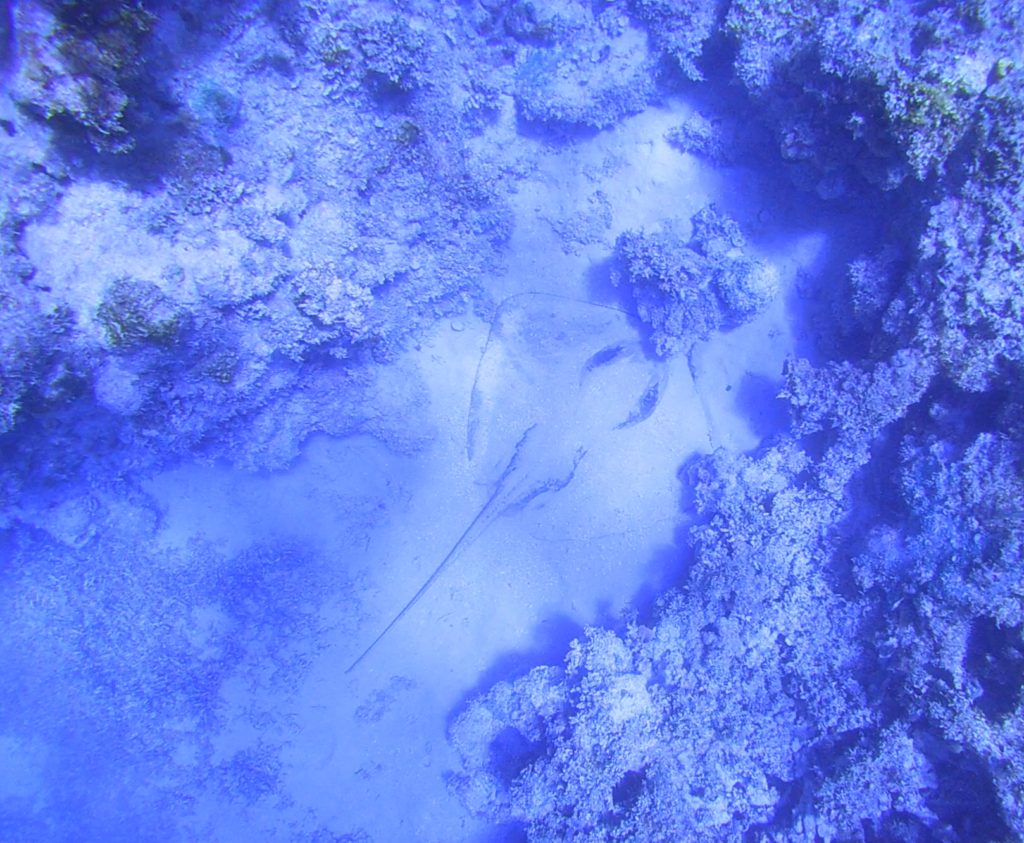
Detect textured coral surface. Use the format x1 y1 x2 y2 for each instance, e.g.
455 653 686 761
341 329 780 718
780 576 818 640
1 2 1022 841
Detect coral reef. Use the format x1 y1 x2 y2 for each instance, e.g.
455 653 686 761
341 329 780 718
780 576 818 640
1 0 1022 839
613 205 778 354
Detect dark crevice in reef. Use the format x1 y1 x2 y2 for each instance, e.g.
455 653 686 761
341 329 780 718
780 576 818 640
920 733 1014 842
965 617 1024 722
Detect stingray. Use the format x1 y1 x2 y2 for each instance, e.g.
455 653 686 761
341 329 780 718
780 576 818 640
346 293 666 673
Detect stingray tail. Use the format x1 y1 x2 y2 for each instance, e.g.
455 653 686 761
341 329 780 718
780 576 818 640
346 428 537 674
344 497 495 674
502 446 587 514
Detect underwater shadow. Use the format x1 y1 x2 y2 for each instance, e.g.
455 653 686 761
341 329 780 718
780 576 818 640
446 612 585 729
583 257 663 360
466 822 529 843
733 370 790 446
584 255 628 309
627 527 694 622
448 511 695 725
514 113 602 146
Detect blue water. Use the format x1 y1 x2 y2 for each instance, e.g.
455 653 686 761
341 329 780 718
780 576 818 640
1 2 1022 841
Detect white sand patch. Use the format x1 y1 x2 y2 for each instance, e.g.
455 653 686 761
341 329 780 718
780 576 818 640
138 93 840 840
488 99 719 302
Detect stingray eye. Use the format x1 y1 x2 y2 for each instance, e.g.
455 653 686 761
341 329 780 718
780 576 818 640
615 376 663 431
580 344 628 381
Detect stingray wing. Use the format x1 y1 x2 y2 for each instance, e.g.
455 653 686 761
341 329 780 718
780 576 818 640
467 293 657 472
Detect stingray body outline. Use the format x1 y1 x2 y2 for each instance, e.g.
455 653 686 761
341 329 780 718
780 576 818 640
466 292 639 462
346 292 665 674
